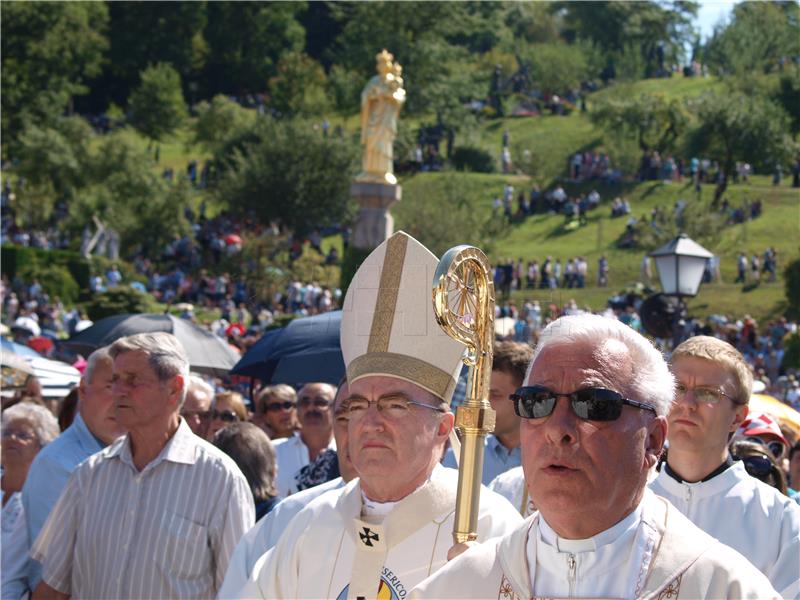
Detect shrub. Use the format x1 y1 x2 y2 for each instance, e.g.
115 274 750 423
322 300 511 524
785 257 800 316
450 146 495 173
84 285 160 321
19 263 80 304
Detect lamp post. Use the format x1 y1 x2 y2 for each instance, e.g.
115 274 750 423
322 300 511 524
649 233 713 346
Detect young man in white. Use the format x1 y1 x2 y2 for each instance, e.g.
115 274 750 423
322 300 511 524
411 315 778 599
650 335 800 598
234 231 521 599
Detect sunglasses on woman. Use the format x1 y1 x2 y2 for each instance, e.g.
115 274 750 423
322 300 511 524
210 409 239 423
511 385 657 422
742 455 775 481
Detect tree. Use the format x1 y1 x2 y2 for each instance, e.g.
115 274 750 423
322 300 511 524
128 63 188 144
1 2 108 155
704 2 800 76
687 91 794 203
202 2 305 96
213 117 357 236
591 91 687 155
267 52 330 117
775 71 800 140
193 95 256 153
522 43 589 95
393 174 508 257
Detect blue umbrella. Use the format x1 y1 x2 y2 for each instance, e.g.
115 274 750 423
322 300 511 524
232 311 344 385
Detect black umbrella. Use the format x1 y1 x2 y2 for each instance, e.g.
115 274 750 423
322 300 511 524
232 310 344 385
66 314 239 376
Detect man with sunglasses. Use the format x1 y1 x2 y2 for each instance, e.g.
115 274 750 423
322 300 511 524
233 232 520 600
272 382 337 498
411 315 777 599
650 336 800 598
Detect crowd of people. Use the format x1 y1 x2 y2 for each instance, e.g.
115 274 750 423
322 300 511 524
0 230 798 600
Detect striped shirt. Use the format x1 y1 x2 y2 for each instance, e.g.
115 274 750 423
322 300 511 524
31 419 254 599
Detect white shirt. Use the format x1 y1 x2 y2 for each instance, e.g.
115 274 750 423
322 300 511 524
488 466 535 517
528 493 657 598
218 478 345 598
650 460 800 598
31 419 254 599
272 432 336 498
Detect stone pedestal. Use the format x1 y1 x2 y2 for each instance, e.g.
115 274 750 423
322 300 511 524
350 181 402 250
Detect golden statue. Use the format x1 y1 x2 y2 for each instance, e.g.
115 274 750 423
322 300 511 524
432 245 496 544
356 49 406 186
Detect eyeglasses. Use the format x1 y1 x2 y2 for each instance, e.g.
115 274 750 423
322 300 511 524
742 455 775 480
1 429 36 442
675 383 736 405
181 410 209 420
511 385 657 422
264 401 296 413
210 410 239 423
346 396 446 420
298 397 331 409
746 436 786 460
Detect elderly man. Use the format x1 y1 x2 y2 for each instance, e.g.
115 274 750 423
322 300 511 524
272 381 336 497
218 379 357 597
235 231 521 599
443 341 532 484
412 315 778 599
6 348 126 596
650 336 800 598
31 333 254 599
181 374 214 437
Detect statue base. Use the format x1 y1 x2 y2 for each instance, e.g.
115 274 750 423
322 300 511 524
350 181 402 250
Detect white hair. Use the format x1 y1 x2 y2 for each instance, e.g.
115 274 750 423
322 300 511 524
83 346 112 384
187 374 214 400
2 402 60 446
526 314 674 416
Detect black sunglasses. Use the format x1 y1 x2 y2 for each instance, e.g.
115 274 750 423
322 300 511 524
211 409 239 423
264 401 296 413
511 385 657 422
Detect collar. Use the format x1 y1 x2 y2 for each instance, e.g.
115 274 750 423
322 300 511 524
72 413 106 454
664 454 735 484
538 500 643 554
487 434 520 456
654 459 750 499
106 418 198 472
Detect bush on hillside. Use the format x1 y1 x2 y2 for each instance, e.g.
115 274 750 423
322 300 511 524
785 257 800 316
84 285 160 321
451 146 495 173
19 263 80 304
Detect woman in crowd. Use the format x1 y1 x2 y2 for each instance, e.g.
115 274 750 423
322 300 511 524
213 422 279 521
205 390 249 442
731 440 788 496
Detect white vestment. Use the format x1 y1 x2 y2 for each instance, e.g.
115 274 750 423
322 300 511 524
235 466 522 599
218 478 344 598
410 492 779 599
650 460 800 598
489 466 534 517
273 433 337 498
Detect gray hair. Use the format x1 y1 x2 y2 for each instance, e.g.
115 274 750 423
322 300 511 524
2 402 60 446
83 347 113 384
109 333 190 404
255 384 296 414
527 314 674 416
213 422 277 501
187 374 214 400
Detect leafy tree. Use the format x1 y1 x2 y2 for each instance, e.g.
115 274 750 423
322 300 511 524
704 2 800 76
193 95 257 152
558 1 698 78
1 2 108 155
128 63 188 144
522 43 589 95
268 52 330 117
202 2 305 96
327 65 363 115
775 71 800 140
393 174 508 257
213 117 357 236
591 91 688 155
686 91 794 203
503 3 562 44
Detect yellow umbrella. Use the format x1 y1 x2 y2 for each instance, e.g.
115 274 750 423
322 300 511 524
749 393 800 438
